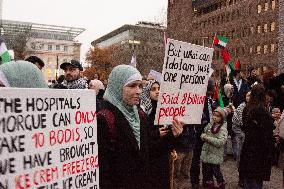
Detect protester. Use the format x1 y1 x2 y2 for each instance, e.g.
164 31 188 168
52 59 88 89
25 55 45 70
200 107 229 189
222 83 237 160
97 65 183 189
89 79 105 97
89 79 105 111
265 89 278 113
140 80 183 189
239 84 274 189
247 67 261 88
232 90 251 187
172 123 195 188
190 78 216 189
0 60 47 88
272 107 282 166
231 70 250 108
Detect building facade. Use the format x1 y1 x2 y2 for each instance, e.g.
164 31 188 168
167 0 281 74
91 22 165 76
1 20 85 82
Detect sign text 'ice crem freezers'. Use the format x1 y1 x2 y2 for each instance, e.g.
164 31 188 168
154 39 213 125
0 88 99 189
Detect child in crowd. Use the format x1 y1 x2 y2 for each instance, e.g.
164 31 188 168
200 107 229 189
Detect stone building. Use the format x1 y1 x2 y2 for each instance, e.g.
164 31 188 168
1 20 85 82
91 21 165 77
167 0 281 74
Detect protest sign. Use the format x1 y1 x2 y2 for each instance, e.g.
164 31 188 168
0 88 99 189
148 70 162 82
154 39 214 125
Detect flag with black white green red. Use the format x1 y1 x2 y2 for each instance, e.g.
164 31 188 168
213 84 224 108
0 38 11 64
234 59 241 70
225 61 235 81
213 36 229 49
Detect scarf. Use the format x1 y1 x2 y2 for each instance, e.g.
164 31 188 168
210 122 223 134
62 77 88 89
234 78 242 92
232 102 246 127
140 80 159 115
103 65 142 147
0 61 48 88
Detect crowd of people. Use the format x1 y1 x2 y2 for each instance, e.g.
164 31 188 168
0 56 284 189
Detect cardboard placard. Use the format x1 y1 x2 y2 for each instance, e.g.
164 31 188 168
154 39 213 125
0 88 99 189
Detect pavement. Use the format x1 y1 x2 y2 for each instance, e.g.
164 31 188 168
176 156 282 189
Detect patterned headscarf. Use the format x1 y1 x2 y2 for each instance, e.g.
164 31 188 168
140 80 159 115
0 61 48 88
103 65 142 147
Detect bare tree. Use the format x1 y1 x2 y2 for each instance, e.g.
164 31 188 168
0 20 32 60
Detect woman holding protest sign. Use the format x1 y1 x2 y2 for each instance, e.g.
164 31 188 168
140 80 183 189
97 65 184 189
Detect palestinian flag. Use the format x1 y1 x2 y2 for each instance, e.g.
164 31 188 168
0 38 11 64
213 36 228 49
225 61 235 80
213 85 224 108
221 49 232 65
234 59 241 70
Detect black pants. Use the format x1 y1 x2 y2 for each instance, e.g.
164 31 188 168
190 137 204 185
202 163 225 184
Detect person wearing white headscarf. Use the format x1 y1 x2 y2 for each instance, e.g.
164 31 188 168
89 79 105 95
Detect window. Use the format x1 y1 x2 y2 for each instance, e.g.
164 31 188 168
47 58 51 65
264 45 268 54
250 46 254 53
258 25 262 33
251 26 255 34
56 45 60 51
48 45 52 51
272 0 276 10
271 22 276 31
258 4 262 13
257 45 261 54
271 43 275 52
64 46 68 52
31 42 35 49
264 24 268 32
264 2 269 11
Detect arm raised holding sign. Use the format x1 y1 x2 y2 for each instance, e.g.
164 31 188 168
140 80 185 189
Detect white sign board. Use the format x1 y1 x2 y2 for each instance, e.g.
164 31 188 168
154 39 213 125
0 88 99 189
148 70 162 82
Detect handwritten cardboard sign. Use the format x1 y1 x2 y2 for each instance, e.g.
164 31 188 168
148 70 162 82
0 88 99 189
154 39 213 125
